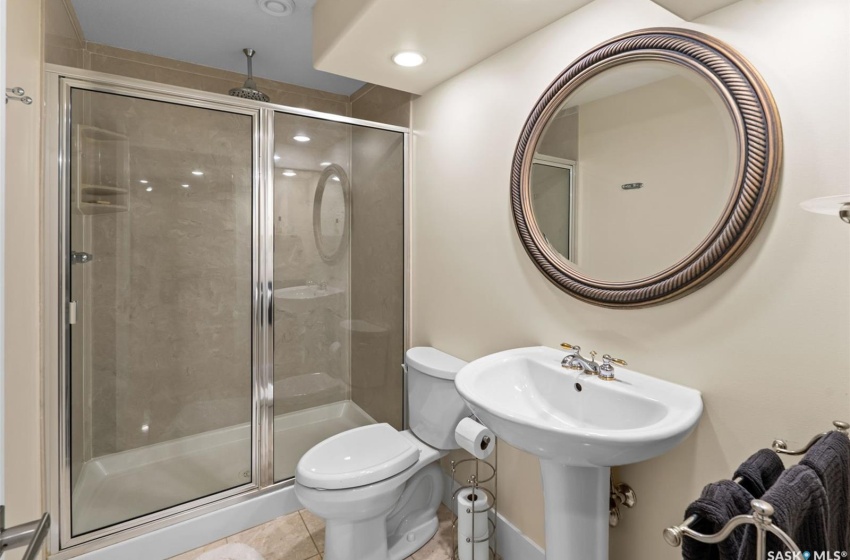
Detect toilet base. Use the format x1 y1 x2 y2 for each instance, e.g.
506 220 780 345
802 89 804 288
387 511 438 560
323 510 439 560
313 461 445 560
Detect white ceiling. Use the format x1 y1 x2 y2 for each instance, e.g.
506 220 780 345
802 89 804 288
649 0 742 21
313 0 595 96
70 0 365 96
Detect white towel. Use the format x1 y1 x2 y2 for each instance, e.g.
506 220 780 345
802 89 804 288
197 543 265 560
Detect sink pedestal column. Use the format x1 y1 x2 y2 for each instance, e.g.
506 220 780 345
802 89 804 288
539 461 609 560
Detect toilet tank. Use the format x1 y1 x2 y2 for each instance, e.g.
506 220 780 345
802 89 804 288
405 347 469 450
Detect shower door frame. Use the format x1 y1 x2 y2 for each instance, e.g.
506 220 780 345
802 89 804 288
42 65 411 558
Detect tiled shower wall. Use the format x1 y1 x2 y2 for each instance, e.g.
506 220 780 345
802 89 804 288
47 0 412 462
74 91 254 457
348 127 406 428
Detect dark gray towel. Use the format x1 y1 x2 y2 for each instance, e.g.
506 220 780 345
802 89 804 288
738 464 828 559
733 448 785 498
682 480 754 560
801 431 850 553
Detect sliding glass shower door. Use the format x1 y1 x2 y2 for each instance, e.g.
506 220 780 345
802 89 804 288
67 89 256 537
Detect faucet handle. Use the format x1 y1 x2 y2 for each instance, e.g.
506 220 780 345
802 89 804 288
560 342 580 353
602 354 627 367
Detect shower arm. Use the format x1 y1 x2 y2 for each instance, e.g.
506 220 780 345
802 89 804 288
243 49 258 88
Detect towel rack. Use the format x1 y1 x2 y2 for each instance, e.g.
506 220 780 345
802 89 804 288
664 419 849 559
663 498 801 557
772 420 849 456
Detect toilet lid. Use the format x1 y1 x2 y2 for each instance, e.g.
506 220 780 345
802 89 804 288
296 423 420 490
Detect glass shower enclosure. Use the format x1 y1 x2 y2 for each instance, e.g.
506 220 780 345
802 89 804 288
46 69 407 553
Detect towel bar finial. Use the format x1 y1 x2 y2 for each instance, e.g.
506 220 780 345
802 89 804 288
750 500 774 524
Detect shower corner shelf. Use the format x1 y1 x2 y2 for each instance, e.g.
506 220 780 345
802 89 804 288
75 125 130 215
79 201 130 215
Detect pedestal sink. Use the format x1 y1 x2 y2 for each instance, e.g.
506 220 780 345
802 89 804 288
454 346 702 560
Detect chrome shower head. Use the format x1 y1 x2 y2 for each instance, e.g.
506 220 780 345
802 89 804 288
229 48 270 102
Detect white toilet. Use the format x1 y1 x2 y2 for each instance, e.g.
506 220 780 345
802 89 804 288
295 347 469 560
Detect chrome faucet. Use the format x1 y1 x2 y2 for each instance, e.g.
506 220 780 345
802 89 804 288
560 343 600 375
561 343 628 380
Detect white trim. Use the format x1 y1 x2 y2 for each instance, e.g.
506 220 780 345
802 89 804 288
531 154 576 169
0 0 7 514
441 472 544 560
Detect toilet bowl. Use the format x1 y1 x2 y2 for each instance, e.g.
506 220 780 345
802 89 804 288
295 347 469 560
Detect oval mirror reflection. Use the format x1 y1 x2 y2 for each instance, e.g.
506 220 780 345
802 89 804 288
313 164 350 263
320 175 345 242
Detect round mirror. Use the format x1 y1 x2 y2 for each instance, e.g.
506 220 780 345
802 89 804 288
512 28 782 307
313 163 350 263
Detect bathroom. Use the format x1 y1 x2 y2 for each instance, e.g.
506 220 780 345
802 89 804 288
2 0 849 559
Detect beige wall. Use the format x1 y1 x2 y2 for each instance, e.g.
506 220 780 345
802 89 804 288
410 1 850 559
575 74 735 280
6 0 43 559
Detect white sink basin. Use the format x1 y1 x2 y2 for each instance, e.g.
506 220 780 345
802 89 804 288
274 285 344 313
455 346 702 467
455 346 702 560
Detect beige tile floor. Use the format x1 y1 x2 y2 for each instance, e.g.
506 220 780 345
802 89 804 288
169 504 455 560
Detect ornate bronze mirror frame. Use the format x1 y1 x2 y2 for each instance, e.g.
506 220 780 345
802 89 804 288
511 28 782 307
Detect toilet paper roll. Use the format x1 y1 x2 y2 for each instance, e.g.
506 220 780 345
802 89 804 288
457 488 490 560
455 417 495 459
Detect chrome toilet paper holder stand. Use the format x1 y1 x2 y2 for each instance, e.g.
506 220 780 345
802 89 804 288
450 431 497 560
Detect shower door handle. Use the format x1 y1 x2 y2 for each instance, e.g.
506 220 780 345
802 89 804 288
0 507 50 560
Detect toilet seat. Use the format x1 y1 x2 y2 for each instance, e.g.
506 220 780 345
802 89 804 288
297 423 421 490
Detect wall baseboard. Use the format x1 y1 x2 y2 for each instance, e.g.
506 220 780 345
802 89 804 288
441 472 544 560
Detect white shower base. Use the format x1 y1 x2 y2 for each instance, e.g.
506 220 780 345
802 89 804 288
72 400 374 536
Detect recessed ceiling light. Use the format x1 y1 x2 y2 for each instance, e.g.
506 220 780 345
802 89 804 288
257 0 294 17
320 162 331 167
283 170 297 177
181 184 190 188
145 186 153 192
139 179 149 184
273 154 280 161
293 135 310 143
392 51 426 67
192 170 204 176
331 176 340 182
